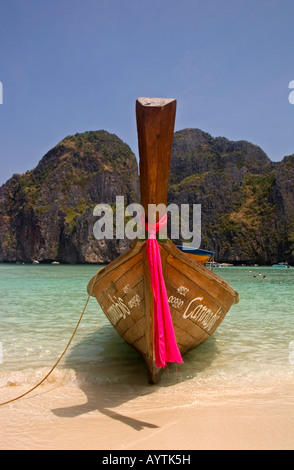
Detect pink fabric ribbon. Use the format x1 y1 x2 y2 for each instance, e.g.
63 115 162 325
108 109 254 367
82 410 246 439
143 213 183 369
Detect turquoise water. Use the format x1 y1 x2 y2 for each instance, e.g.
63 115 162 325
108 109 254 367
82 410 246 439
0 263 294 391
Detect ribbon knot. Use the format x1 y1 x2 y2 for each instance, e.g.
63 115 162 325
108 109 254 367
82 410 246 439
143 213 183 369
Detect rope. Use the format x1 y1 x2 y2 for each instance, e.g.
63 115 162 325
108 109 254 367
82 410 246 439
0 269 99 407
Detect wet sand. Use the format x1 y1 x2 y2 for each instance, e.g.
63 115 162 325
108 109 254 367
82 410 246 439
1 379 294 450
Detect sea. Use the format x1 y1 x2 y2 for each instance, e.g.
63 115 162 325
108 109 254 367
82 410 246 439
0 262 294 406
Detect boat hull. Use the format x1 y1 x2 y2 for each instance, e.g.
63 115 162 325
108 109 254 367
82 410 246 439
88 239 239 383
176 246 215 266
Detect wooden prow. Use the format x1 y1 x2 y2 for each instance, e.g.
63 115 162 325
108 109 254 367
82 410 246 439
135 98 177 383
136 98 176 218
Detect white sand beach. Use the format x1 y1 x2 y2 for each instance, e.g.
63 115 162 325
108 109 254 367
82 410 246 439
1 377 294 450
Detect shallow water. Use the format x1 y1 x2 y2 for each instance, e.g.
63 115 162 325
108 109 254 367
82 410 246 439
0 263 293 396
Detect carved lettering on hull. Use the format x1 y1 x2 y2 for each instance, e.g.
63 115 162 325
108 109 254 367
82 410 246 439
182 296 222 332
102 282 223 334
167 284 224 334
100 284 143 327
106 295 131 325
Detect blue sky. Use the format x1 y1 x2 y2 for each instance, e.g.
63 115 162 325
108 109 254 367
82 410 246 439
0 0 294 185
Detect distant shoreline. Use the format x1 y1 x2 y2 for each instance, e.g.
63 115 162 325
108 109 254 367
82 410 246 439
0 261 292 268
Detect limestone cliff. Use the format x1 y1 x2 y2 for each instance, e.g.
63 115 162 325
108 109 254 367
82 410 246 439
0 128 293 265
168 129 294 265
0 131 139 263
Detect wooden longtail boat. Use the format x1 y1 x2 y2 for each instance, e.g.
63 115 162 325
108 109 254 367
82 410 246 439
88 97 239 383
176 246 215 267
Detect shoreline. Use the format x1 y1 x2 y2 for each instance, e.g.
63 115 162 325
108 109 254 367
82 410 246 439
0 262 292 268
1 377 294 450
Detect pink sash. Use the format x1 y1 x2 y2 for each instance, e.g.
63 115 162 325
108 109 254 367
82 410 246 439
144 214 183 369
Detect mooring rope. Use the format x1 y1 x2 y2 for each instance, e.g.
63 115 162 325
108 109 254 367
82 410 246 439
0 270 99 407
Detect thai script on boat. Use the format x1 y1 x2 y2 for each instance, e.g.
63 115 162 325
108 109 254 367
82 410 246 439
177 286 189 296
105 290 141 326
168 295 184 310
93 196 201 248
106 295 130 325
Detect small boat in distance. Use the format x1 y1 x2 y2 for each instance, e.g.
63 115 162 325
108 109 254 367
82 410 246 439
176 246 214 267
273 262 291 269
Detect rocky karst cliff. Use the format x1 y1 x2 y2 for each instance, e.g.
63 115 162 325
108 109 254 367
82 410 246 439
168 129 294 265
0 130 139 263
0 128 293 265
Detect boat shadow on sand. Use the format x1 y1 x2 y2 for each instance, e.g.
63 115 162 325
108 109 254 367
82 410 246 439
51 324 219 430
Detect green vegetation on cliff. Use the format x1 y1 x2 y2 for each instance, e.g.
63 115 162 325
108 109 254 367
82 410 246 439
168 129 294 264
0 130 139 263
